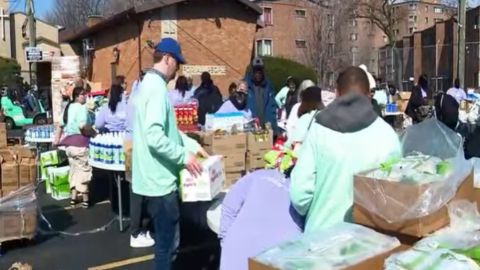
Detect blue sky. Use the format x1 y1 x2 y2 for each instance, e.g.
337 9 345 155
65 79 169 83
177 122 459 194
11 0 54 20
9 0 480 20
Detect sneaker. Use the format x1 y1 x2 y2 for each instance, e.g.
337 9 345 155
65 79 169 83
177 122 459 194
145 231 155 242
130 232 155 248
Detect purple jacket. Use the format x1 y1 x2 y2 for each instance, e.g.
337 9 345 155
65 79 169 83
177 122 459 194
95 96 128 133
220 170 304 270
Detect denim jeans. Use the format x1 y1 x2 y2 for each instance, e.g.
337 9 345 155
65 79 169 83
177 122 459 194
146 191 180 270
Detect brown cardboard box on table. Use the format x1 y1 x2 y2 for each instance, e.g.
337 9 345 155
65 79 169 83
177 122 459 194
353 170 475 238
246 151 264 170
15 147 37 187
247 131 273 153
248 245 411 270
225 171 243 188
0 123 7 148
0 148 19 191
0 210 37 240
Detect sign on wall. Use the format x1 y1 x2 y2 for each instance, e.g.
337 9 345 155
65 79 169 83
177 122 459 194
182 65 227 76
25 47 57 62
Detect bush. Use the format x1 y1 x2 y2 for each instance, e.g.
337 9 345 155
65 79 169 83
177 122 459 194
248 56 318 93
0 57 21 86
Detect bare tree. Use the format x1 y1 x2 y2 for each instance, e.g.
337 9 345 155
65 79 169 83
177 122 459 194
356 0 408 90
45 0 109 30
306 0 360 87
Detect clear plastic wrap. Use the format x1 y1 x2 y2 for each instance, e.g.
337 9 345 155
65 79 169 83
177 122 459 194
355 119 472 223
0 184 38 242
253 223 400 270
434 200 480 235
385 231 480 270
472 158 480 188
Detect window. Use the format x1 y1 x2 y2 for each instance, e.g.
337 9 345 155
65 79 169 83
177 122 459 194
262 7 273 25
425 5 429 12
328 43 334 57
256 39 272 56
435 18 443 23
295 39 307 48
434 7 443 13
425 17 429 24
394 29 399 36
327 14 334 28
409 15 417 23
352 19 357 27
295 9 306 18
383 35 388 43
409 27 417 34
351 33 358 41
409 3 417 10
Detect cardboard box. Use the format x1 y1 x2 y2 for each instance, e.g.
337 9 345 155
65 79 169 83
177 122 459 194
223 152 246 172
0 210 37 241
398 91 412 100
247 131 273 153
16 146 37 187
246 151 264 170
0 123 7 148
202 132 247 154
225 171 243 189
248 245 411 270
0 148 19 191
179 156 225 202
353 171 475 237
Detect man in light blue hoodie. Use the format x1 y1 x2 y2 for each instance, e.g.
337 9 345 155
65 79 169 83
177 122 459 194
290 66 402 233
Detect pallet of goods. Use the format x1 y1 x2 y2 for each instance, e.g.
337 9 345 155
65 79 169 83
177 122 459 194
174 102 199 132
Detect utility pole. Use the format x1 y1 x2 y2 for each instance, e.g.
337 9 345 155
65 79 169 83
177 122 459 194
457 0 466 89
26 0 36 88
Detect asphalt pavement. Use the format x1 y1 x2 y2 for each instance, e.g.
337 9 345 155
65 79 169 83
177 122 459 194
0 167 221 270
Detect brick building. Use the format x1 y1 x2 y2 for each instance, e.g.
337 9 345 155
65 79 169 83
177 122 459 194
351 0 455 79
252 0 323 66
60 0 261 95
379 5 480 91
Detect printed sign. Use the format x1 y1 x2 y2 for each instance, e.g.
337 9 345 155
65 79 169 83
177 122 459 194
182 65 227 76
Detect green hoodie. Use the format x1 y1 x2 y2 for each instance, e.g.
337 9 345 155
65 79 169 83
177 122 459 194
290 94 402 233
132 71 200 197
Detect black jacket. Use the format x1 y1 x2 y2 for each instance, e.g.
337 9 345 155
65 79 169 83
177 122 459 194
465 126 480 159
405 85 428 122
194 83 223 125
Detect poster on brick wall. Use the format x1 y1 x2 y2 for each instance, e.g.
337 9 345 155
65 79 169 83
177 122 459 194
51 56 80 125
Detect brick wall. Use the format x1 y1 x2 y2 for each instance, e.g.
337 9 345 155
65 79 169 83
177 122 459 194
88 0 257 95
254 0 320 66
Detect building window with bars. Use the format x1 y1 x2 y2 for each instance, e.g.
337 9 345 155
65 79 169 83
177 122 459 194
262 7 273 25
295 39 307 48
295 9 306 18
256 39 273 56
434 7 443 13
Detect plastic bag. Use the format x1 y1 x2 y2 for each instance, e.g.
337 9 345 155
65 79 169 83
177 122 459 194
472 158 480 188
0 184 38 241
253 223 400 270
355 119 472 223
385 231 480 270
434 200 480 235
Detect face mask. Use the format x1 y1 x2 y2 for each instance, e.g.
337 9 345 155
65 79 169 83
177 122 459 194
230 92 247 110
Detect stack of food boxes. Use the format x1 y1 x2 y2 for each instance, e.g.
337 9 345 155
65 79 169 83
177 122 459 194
246 130 273 171
40 150 69 200
0 143 37 242
202 132 247 188
174 102 199 132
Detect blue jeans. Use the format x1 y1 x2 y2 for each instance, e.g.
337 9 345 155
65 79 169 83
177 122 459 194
146 191 180 270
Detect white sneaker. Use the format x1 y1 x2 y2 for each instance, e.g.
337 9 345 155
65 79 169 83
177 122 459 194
145 231 154 242
130 232 155 248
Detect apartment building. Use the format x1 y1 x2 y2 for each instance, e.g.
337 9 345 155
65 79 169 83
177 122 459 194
253 0 323 67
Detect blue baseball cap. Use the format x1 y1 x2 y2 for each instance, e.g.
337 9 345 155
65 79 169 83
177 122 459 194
154 37 186 64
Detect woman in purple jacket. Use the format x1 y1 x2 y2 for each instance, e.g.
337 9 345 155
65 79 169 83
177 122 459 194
219 170 304 270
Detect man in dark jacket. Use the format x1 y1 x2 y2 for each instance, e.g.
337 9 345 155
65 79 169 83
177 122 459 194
406 74 429 123
194 72 223 125
246 58 279 134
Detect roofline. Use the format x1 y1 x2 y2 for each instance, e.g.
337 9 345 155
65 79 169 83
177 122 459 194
61 0 262 43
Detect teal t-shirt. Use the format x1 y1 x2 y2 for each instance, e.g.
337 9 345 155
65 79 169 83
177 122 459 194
61 103 88 136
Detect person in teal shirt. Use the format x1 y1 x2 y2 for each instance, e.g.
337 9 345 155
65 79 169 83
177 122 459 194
132 38 206 270
290 67 402 233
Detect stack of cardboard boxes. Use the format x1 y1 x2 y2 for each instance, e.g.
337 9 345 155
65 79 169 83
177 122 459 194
203 132 247 188
201 130 273 189
0 123 38 242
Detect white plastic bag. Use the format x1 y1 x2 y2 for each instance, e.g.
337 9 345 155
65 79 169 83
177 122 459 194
434 200 480 235
355 119 472 223
253 223 400 270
